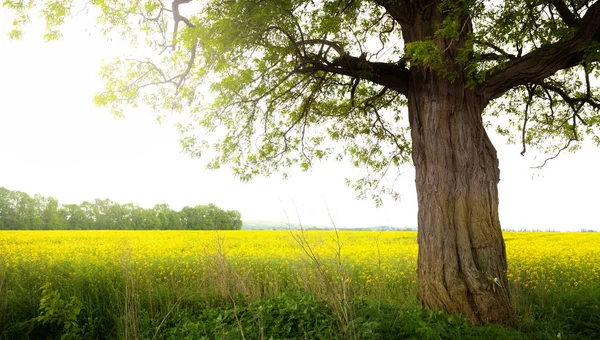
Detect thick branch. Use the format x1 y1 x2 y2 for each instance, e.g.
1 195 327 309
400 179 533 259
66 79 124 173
172 0 194 28
551 0 581 27
296 55 410 96
373 0 414 26
171 0 195 48
480 0 600 101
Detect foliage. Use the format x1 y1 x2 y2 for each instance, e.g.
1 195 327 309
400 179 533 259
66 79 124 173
0 187 242 230
33 282 82 339
7 0 598 201
149 294 337 339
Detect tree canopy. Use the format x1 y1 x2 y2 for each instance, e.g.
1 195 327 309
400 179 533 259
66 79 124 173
4 1 598 198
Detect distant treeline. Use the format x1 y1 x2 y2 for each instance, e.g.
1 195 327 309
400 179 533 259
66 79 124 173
0 187 242 230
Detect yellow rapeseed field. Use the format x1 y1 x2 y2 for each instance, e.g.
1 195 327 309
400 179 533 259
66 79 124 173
1 230 599 305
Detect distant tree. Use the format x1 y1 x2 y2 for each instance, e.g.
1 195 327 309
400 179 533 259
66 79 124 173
131 205 161 229
107 202 132 229
15 191 38 229
91 199 112 229
181 206 202 230
209 204 236 230
153 203 183 229
201 205 217 230
153 203 169 229
30 195 47 229
79 201 97 229
227 210 243 230
41 197 65 230
179 204 240 230
0 187 14 229
61 204 93 230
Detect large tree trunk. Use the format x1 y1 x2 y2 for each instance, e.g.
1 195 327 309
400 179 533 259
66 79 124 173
407 70 515 325
399 3 516 326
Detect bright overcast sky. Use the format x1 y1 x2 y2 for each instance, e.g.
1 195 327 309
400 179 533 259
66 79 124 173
1 10 599 231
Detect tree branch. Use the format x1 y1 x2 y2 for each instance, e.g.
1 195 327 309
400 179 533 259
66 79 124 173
296 55 410 96
479 0 600 102
171 0 195 49
531 138 575 168
475 40 517 60
551 0 581 27
537 80 600 111
296 39 346 56
172 0 194 26
520 85 535 156
373 0 414 26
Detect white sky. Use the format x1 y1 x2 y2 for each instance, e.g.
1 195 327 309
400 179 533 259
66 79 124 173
1 10 599 231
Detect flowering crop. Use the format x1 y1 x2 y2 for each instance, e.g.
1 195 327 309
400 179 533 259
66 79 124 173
0 230 598 324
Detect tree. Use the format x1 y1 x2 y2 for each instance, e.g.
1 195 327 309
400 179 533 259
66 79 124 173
108 202 133 229
61 204 94 230
0 187 15 229
131 205 162 229
14 191 39 229
79 201 97 229
91 198 114 230
153 203 184 229
227 210 243 230
5 0 600 325
40 197 66 230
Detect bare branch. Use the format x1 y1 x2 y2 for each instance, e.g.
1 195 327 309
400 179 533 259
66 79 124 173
367 90 407 154
297 39 346 56
531 138 576 168
520 85 536 156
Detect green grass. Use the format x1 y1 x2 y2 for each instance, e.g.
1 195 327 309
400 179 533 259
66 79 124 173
5 287 598 339
2 266 598 339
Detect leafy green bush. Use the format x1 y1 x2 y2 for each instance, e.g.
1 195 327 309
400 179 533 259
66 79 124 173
148 293 337 339
31 283 82 339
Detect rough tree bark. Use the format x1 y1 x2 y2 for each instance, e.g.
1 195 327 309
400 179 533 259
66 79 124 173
408 73 514 325
403 7 515 325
